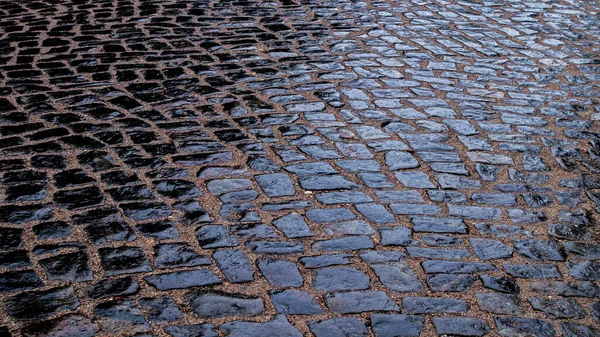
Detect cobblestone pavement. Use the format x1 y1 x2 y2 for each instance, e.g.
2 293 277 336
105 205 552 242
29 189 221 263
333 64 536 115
0 0 600 336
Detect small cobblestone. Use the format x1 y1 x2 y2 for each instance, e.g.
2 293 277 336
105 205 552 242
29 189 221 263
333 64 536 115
0 0 599 335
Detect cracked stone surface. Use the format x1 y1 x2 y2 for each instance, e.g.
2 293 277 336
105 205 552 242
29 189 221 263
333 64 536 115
0 0 599 336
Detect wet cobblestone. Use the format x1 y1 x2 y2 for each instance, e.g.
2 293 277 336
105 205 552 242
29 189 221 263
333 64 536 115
0 0 599 335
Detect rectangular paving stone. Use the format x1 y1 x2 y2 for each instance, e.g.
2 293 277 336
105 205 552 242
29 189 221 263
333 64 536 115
433 317 490 336
403 297 468 314
411 216 467 234
370 314 424 337
422 261 497 274
312 236 374 252
375 190 424 203
145 269 221 290
505 264 562 279
395 172 436 188
390 204 442 215
325 291 400 314
5 287 79 319
448 204 503 220
467 152 514 165
315 191 373 204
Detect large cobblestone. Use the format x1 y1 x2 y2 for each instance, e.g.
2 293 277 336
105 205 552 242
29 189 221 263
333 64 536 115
0 0 599 335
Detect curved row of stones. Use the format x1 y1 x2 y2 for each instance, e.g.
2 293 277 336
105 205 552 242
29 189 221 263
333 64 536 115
0 0 599 336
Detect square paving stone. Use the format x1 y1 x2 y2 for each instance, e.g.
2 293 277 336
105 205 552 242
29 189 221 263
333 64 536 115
255 173 295 196
213 249 255 283
139 296 183 323
258 258 303 287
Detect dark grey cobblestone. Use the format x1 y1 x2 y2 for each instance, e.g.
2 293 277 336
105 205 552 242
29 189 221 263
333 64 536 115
495 317 556 337
0 0 599 335
186 291 264 318
433 317 490 336
309 317 368 337
270 289 323 315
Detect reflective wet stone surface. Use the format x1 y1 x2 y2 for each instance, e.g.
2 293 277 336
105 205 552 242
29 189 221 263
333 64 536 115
0 0 600 335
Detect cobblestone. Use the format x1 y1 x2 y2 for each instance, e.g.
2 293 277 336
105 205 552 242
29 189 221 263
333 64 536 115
0 0 599 335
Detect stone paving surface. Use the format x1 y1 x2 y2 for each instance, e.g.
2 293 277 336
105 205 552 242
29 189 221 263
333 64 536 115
0 0 600 335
